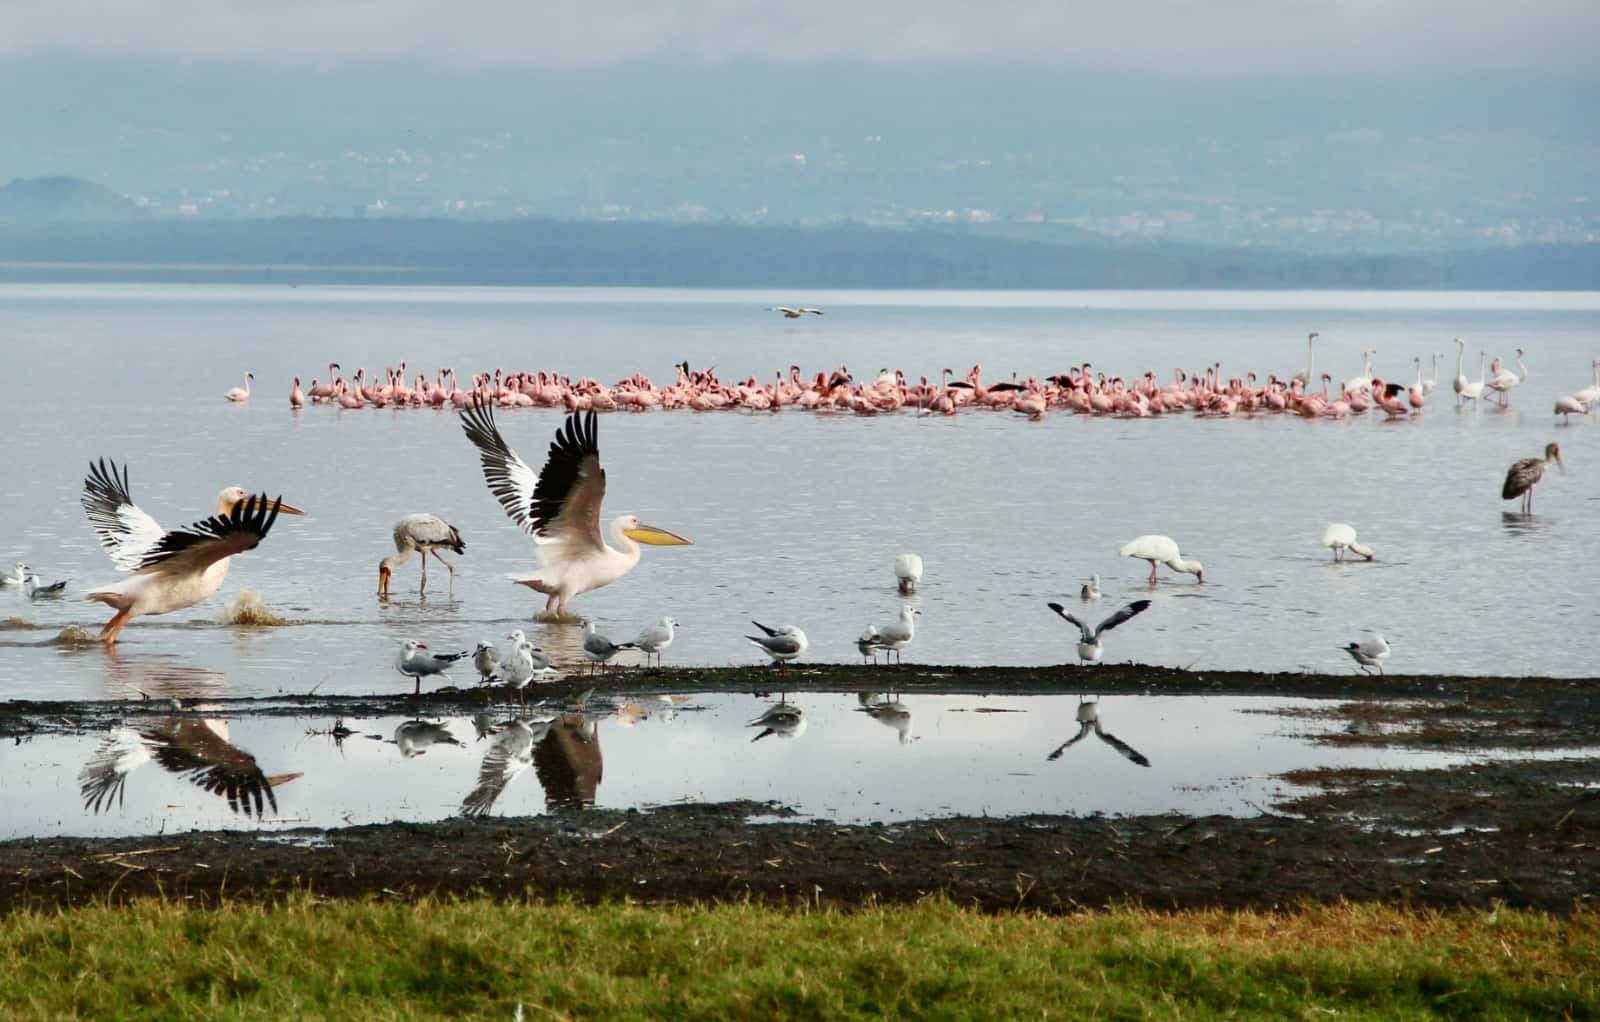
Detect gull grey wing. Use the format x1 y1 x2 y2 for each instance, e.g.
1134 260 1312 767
1046 721 1095 761
1094 599 1152 638
82 459 167 572
754 634 805 656
1094 724 1152 767
1046 602 1093 641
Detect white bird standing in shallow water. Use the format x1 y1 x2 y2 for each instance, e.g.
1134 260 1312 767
1502 442 1564 513
379 513 465 596
1046 600 1152 664
394 638 469 695
1553 396 1588 423
80 459 306 644
894 554 923 594
1119 535 1204 585
1321 524 1374 563
1342 634 1391 675
1080 575 1101 600
224 372 254 402
460 402 692 620
746 621 808 673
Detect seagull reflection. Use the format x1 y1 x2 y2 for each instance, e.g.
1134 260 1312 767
1046 697 1150 767
461 715 557 817
79 717 301 817
749 698 807 742
857 693 913 745
534 711 603 810
393 720 464 758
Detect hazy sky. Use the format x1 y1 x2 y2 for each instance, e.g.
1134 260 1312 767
1 0 1596 72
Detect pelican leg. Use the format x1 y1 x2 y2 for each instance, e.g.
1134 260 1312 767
545 593 558 613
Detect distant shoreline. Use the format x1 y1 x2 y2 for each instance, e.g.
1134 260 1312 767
0 218 1596 290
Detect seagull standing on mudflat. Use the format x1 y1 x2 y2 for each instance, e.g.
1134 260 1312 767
395 639 469 695
747 621 808 673
871 606 920 666
1342 634 1392 675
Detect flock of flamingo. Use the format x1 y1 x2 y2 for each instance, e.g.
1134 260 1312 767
261 336 1599 421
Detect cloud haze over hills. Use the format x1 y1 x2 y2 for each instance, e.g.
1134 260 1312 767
1 0 1596 71
0 3 1595 261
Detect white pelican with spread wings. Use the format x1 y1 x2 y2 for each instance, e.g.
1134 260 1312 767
459 400 691 619
80 459 305 643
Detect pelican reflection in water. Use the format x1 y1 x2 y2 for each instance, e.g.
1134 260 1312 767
1047 697 1150 767
534 710 604 810
79 716 301 817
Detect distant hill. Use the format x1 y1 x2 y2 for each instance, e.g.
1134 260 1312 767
0 217 1593 289
0 176 141 223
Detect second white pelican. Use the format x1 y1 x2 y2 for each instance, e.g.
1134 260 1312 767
81 459 305 643
460 400 692 618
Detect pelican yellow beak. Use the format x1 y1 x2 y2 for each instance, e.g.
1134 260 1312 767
229 497 308 516
624 524 693 546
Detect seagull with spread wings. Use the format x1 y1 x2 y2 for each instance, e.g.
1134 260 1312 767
459 401 691 619
1046 599 1153 664
80 459 305 643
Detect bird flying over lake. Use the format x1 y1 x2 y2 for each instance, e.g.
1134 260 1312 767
767 306 824 318
460 401 691 619
80 459 305 643
1047 600 1152 664
379 513 465 596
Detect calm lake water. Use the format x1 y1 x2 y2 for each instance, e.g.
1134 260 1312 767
1 284 1598 703
2 692 1576 839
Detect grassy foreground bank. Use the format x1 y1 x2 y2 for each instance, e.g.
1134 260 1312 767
1 898 1593 1019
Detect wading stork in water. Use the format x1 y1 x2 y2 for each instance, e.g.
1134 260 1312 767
379 513 465 595
1502 442 1564 513
80 459 305 643
459 400 692 619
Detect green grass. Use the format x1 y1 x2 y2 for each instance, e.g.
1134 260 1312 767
1 897 1594 1020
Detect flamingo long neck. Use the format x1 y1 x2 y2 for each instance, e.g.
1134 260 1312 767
1516 352 1528 381
1455 344 1465 379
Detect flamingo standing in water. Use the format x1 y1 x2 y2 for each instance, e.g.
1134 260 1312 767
224 373 254 402
290 377 305 409
1485 348 1527 407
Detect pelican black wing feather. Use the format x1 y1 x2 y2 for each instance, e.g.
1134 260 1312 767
135 495 282 572
141 722 280 817
529 410 602 535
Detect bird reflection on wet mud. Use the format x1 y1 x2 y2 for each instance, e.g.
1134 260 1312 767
749 698 807 743
1047 697 1150 767
857 692 913 745
460 715 555 817
79 717 301 817
392 720 463 758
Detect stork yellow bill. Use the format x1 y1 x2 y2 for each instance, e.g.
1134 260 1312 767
81 458 305 644
459 400 692 619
